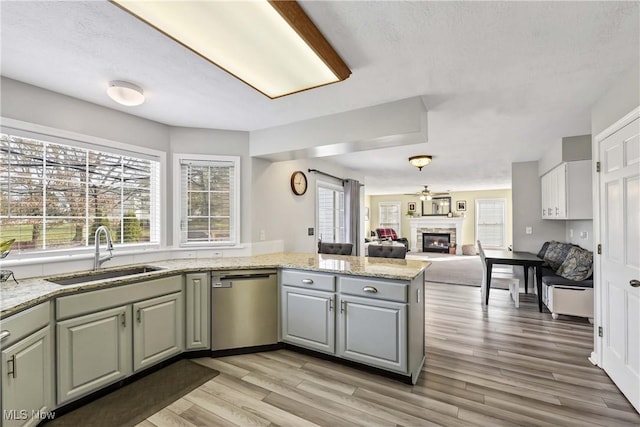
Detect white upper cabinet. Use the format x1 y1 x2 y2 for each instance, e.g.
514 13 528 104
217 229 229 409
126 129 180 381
541 160 593 220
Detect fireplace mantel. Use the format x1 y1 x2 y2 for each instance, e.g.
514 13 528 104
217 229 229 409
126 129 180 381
409 216 465 254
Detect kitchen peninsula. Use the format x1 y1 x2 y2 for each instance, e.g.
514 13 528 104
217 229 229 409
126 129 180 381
1 252 428 424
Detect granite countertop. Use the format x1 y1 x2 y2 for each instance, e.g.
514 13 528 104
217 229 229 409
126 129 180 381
1 252 429 318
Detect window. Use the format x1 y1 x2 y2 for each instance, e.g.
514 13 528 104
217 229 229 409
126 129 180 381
317 182 345 243
476 198 506 248
378 202 401 234
0 131 160 253
175 155 239 246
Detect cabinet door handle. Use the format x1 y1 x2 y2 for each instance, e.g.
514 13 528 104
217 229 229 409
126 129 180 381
555 207 559 215
631 280 640 288
363 286 378 293
121 313 126 327
340 300 346 313
0 330 10 341
136 308 142 323
301 279 314 284
7 355 15 378
548 208 552 216
329 299 334 311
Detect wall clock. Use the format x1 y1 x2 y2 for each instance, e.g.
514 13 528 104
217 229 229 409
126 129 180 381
290 171 308 195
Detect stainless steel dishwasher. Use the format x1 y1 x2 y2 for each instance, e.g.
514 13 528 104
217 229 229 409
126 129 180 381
211 270 278 351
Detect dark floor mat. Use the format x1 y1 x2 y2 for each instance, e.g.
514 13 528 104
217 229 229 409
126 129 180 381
47 359 219 427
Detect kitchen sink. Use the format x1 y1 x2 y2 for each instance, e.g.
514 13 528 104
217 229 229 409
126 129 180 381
48 266 164 286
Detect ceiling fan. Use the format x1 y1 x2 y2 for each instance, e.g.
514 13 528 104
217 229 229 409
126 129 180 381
406 185 450 201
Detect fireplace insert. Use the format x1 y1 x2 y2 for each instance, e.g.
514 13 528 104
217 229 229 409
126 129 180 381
422 232 450 253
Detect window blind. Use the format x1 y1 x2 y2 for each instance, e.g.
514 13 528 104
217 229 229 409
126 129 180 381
179 158 237 245
476 199 506 248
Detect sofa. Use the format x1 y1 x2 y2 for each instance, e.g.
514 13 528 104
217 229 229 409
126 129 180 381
537 241 594 321
374 228 409 250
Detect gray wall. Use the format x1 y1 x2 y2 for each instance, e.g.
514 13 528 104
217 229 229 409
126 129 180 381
591 63 640 137
512 161 565 253
168 127 251 246
1 77 361 253
1 77 170 151
251 158 364 253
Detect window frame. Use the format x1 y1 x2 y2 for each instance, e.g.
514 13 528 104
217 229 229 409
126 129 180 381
475 198 507 249
378 201 402 235
0 118 165 259
173 153 241 248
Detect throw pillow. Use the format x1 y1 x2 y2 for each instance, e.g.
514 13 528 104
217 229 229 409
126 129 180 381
556 247 593 281
544 241 573 270
537 241 550 259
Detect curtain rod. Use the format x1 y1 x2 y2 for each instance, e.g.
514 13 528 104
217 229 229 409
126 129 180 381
308 168 345 183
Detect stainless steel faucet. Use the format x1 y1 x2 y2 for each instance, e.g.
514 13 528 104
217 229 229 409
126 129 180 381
94 225 114 270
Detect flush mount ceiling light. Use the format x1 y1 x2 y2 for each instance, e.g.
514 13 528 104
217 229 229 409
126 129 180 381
111 0 351 98
408 155 432 171
107 81 145 106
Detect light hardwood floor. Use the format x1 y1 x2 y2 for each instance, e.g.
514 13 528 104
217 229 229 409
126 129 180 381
139 283 640 426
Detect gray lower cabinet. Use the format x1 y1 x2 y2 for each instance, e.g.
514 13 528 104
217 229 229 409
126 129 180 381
279 269 425 382
55 275 184 405
185 272 210 350
133 292 183 371
337 295 407 373
280 285 335 354
1 326 53 427
57 305 132 405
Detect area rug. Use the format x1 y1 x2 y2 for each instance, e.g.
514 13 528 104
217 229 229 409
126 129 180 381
47 359 219 427
407 253 509 289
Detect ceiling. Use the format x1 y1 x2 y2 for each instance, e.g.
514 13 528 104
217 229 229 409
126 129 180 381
1 1 638 195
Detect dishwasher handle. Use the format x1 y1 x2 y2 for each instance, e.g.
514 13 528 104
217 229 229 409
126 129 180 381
212 273 273 288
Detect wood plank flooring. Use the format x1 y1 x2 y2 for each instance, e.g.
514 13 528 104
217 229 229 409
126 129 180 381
139 283 640 426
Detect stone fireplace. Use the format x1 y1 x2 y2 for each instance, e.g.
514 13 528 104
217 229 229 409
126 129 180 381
409 217 465 255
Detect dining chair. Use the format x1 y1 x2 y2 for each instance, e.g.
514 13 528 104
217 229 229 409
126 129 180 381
367 244 407 259
318 242 354 255
477 241 521 307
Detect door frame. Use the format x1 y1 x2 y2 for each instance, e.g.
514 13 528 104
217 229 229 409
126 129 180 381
592 105 640 366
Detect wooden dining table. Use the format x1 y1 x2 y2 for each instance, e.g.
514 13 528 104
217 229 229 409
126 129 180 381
484 250 546 312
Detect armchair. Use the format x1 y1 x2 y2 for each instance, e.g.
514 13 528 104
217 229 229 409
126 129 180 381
375 228 409 250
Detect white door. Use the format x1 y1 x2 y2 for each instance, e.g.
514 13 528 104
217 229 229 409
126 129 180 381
599 116 640 412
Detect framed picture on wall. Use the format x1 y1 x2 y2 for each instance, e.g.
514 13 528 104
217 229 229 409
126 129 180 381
408 202 416 212
456 200 467 211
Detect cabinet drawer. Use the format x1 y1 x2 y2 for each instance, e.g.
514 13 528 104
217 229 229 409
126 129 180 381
338 276 407 303
56 275 183 320
1 302 50 347
281 270 335 292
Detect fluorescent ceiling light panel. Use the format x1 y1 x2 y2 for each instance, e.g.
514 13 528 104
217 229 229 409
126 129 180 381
112 0 351 98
